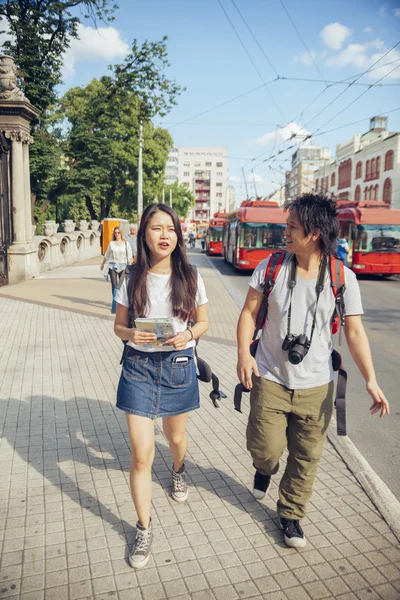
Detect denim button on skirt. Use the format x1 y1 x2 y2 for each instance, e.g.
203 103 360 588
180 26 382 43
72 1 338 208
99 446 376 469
116 346 200 419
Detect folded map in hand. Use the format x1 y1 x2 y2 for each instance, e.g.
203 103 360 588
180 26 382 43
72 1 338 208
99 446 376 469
135 318 177 347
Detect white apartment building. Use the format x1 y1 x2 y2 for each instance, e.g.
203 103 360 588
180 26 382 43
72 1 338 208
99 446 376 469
165 146 228 223
226 185 236 213
288 144 331 199
314 116 400 208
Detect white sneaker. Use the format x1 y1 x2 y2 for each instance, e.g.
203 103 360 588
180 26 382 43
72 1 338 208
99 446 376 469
129 519 153 569
172 464 189 502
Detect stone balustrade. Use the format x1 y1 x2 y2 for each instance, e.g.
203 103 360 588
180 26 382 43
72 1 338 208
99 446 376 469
34 229 101 273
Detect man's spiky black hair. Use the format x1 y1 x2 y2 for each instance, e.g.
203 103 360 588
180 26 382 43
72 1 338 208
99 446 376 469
284 193 339 256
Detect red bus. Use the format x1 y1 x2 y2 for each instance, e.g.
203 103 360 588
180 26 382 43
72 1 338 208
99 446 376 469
337 201 400 275
206 212 225 256
223 200 286 270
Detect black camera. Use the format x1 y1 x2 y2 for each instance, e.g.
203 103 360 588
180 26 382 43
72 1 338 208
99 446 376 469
282 333 310 365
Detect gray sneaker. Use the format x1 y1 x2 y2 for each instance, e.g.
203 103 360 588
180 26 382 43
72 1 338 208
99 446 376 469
129 519 153 569
172 464 188 502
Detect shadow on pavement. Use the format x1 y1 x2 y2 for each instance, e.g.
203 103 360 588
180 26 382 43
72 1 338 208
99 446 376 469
53 295 111 310
4 395 283 564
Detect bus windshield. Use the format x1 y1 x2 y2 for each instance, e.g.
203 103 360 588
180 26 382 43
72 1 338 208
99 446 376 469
239 222 286 249
209 226 223 242
355 224 400 252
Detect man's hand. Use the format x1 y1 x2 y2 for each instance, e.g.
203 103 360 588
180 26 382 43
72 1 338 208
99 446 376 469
367 381 390 418
237 353 260 390
165 330 191 351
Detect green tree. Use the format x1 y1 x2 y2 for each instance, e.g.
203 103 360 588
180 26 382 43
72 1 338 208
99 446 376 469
0 0 118 221
164 182 195 218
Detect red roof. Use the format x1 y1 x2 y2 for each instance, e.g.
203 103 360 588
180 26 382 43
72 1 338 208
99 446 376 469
338 204 400 225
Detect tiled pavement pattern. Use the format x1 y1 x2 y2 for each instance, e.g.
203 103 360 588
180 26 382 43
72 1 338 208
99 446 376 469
1 260 400 600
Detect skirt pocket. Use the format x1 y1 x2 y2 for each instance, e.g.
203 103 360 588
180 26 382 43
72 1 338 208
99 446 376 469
170 356 193 388
123 353 149 382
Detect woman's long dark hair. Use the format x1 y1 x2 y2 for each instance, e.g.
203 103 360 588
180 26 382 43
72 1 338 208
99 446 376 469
132 204 197 321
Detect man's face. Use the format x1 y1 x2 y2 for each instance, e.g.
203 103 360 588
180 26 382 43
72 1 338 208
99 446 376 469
130 228 136 236
284 210 319 255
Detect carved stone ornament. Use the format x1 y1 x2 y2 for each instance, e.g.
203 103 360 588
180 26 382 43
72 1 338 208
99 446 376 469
0 55 26 101
4 129 31 143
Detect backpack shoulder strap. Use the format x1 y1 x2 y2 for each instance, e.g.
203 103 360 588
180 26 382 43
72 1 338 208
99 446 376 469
329 256 346 336
122 264 136 329
253 251 286 340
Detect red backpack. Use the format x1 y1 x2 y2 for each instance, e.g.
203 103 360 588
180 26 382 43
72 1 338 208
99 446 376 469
234 251 348 436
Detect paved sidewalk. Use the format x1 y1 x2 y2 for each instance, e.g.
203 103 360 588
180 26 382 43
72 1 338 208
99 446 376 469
0 255 399 600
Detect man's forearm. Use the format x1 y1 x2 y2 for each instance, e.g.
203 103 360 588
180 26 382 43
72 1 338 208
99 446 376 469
237 310 255 356
345 327 377 384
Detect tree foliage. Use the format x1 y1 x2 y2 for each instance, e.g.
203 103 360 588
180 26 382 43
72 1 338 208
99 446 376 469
164 182 195 218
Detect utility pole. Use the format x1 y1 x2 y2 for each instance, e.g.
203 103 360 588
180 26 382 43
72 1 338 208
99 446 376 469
251 168 259 198
138 120 143 222
162 188 165 203
169 188 172 208
242 167 249 199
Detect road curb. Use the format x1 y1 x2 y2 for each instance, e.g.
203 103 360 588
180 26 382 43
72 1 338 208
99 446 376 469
202 252 400 543
328 421 400 542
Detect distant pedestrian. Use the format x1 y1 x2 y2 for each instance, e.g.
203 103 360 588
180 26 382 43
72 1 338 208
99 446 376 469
127 225 138 262
113 204 209 569
201 230 206 253
337 234 349 266
188 230 196 249
100 227 133 296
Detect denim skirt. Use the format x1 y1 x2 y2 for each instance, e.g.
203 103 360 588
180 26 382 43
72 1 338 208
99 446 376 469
116 346 200 419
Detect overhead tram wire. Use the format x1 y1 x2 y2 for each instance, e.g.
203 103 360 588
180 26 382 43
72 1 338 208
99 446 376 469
216 0 287 123
279 0 328 85
304 41 400 128
229 0 280 78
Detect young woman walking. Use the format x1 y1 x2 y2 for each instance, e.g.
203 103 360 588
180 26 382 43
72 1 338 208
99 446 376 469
100 226 133 294
114 204 209 568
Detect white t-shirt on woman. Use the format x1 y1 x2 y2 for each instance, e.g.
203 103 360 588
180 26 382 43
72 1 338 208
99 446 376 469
105 241 132 266
116 271 208 352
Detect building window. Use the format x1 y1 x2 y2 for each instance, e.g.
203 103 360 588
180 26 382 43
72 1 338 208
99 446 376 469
331 173 336 187
371 158 376 179
325 177 329 191
356 161 362 179
205 162 212 167
216 193 223 197
216 162 223 167
355 185 361 202
383 178 392 204
194 163 201 167
364 187 368 200
183 162 190 167
216 172 223 176
315 179 319 191
374 184 379 200
338 159 352 190
366 160 370 180
384 150 394 171
216 182 222 187
376 156 380 178
183 172 190 176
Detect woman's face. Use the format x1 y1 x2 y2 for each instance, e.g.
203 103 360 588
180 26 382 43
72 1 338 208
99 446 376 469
114 228 122 241
145 211 178 260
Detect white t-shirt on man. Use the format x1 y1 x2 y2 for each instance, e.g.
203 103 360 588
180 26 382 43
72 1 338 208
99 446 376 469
116 271 208 352
248 254 364 389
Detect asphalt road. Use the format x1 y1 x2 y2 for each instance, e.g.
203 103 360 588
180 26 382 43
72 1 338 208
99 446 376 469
206 253 400 500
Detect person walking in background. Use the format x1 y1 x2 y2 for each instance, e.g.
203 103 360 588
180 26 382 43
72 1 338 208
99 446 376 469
337 233 349 266
113 203 209 569
236 194 389 549
100 226 133 297
201 230 206 253
127 225 138 262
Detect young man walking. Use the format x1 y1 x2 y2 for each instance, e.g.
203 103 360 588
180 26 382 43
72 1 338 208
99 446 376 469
237 194 389 548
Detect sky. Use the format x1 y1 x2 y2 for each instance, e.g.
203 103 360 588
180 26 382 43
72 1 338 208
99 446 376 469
2 0 400 204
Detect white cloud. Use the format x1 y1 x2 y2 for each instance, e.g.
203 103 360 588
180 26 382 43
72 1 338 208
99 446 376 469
62 23 129 78
395 8 400 17
292 51 317 66
364 27 373 33
253 122 311 148
326 42 400 80
248 173 263 183
320 22 352 51
229 176 241 182
379 6 386 16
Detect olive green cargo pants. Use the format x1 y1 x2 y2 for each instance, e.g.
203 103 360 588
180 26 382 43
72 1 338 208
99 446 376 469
246 376 334 520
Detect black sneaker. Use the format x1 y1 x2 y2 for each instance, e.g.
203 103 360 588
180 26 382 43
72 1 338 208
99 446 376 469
252 471 271 500
279 517 306 549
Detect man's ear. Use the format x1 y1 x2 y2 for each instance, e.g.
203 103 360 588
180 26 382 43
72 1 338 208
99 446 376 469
312 228 321 241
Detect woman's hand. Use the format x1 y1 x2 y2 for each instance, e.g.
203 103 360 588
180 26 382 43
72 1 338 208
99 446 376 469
237 352 260 390
130 329 157 346
165 330 191 351
367 381 390 418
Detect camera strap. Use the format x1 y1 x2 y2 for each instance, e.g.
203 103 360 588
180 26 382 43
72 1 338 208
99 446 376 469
286 255 327 346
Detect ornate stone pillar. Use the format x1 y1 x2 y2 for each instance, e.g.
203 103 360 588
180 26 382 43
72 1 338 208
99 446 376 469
0 55 40 284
